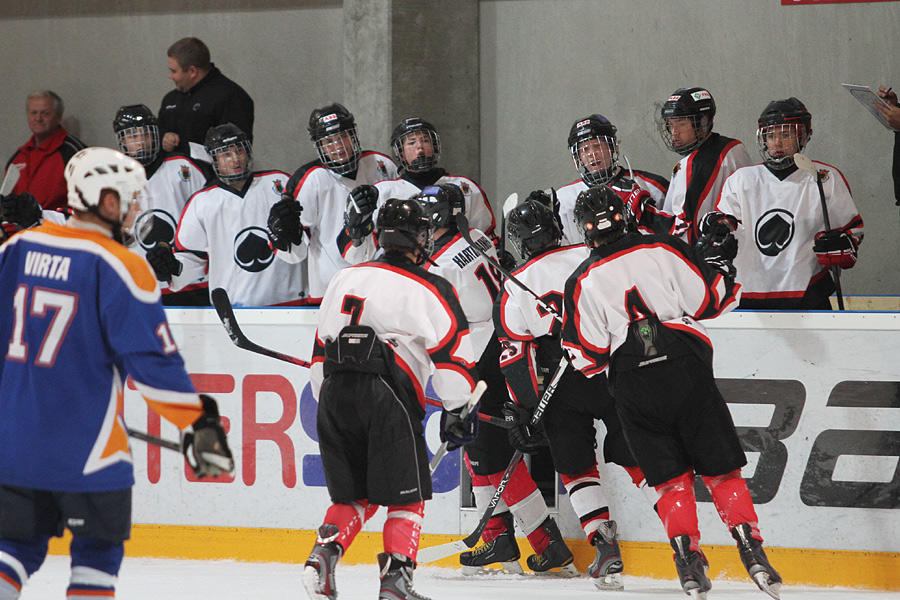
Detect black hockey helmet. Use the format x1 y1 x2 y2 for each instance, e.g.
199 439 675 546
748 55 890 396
567 114 619 186
113 104 160 165
391 117 441 173
204 123 252 183
308 103 361 175
573 186 626 247
376 197 434 259
507 198 562 258
756 97 812 170
414 183 464 229
659 87 716 155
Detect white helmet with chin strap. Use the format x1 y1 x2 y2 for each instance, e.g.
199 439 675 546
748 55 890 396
66 147 146 222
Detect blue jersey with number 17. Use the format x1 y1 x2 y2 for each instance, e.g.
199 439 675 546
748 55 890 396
0 222 203 493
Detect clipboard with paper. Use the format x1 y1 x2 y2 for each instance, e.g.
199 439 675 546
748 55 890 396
842 83 897 131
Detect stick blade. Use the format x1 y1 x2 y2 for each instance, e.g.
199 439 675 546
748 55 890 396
0 165 21 196
502 192 519 217
793 152 816 175
210 287 245 348
415 539 473 564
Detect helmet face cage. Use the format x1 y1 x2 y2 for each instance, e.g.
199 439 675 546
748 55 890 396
415 184 464 229
756 98 812 170
65 147 147 225
573 187 626 246
376 198 434 258
659 88 716 155
571 134 619 186
116 125 160 165
315 128 362 175
210 140 253 183
507 199 561 258
391 119 441 172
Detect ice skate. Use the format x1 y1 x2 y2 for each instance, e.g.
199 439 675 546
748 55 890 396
525 517 578 577
303 524 343 600
731 523 782 599
378 552 432 600
459 511 524 575
670 535 711 600
587 520 624 591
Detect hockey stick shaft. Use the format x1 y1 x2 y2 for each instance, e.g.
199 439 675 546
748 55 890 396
793 154 844 310
429 380 488 474
455 214 561 322
210 287 511 429
128 429 182 452
416 356 568 563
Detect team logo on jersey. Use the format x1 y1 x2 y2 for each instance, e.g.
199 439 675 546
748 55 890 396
755 208 795 257
273 179 284 195
179 165 192 182
192 102 201 112
672 163 681 177
377 160 388 177
817 169 830 183
234 226 275 272
133 209 178 250
460 182 471 195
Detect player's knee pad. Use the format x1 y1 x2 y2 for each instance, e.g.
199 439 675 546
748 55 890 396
0 536 51 592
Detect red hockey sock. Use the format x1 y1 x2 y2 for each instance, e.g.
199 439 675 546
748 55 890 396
702 470 760 539
487 460 549 552
466 456 509 543
384 501 426 562
655 471 701 551
324 500 378 550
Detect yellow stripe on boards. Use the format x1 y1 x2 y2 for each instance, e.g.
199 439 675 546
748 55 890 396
47 525 900 590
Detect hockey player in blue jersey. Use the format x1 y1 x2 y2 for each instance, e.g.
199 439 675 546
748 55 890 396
0 147 234 600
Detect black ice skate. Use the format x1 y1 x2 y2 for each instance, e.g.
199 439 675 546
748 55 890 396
459 511 523 575
731 523 783 600
587 520 625 591
670 535 711 600
377 552 432 600
525 517 578 577
303 524 343 600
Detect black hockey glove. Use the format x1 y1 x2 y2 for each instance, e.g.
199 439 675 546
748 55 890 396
146 242 183 283
345 184 379 245
1 192 42 229
268 194 304 251
525 189 553 208
498 249 517 271
182 394 235 478
695 211 739 260
502 401 548 454
705 257 737 281
440 403 480 451
814 230 858 269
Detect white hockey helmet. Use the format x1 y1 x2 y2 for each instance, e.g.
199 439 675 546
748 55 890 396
66 147 147 221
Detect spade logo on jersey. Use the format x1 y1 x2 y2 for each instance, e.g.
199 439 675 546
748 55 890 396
234 226 275 272
134 209 178 250
755 208 795 257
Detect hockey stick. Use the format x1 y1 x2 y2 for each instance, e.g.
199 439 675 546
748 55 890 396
0 165 21 196
455 214 561 322
128 429 182 452
210 287 511 429
417 356 569 563
429 380 488 474
499 192 519 254
793 153 845 310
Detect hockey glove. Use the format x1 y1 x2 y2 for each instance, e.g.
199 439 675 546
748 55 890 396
525 189 553 208
705 257 737 281
345 184 379 245
813 230 858 269
696 211 739 260
502 401 548 454
625 188 653 225
182 394 235 478
268 194 304 251
498 249 517 271
1 192 42 229
146 242 183 283
440 403 480 451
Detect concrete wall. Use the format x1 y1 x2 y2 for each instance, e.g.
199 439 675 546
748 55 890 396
480 0 900 294
2 1 899 293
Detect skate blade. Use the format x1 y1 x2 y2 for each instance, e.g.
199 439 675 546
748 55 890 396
533 563 579 578
591 572 624 591
752 572 781 600
302 565 334 600
461 561 525 576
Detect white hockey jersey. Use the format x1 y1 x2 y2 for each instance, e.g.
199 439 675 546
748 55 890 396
662 133 752 243
715 161 863 307
278 152 398 302
174 171 307 307
309 254 477 412
556 168 668 246
425 228 501 357
562 234 740 378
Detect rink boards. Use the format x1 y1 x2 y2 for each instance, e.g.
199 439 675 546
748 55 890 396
51 308 900 589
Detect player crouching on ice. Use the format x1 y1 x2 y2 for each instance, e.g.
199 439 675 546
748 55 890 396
561 186 782 600
303 198 481 600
